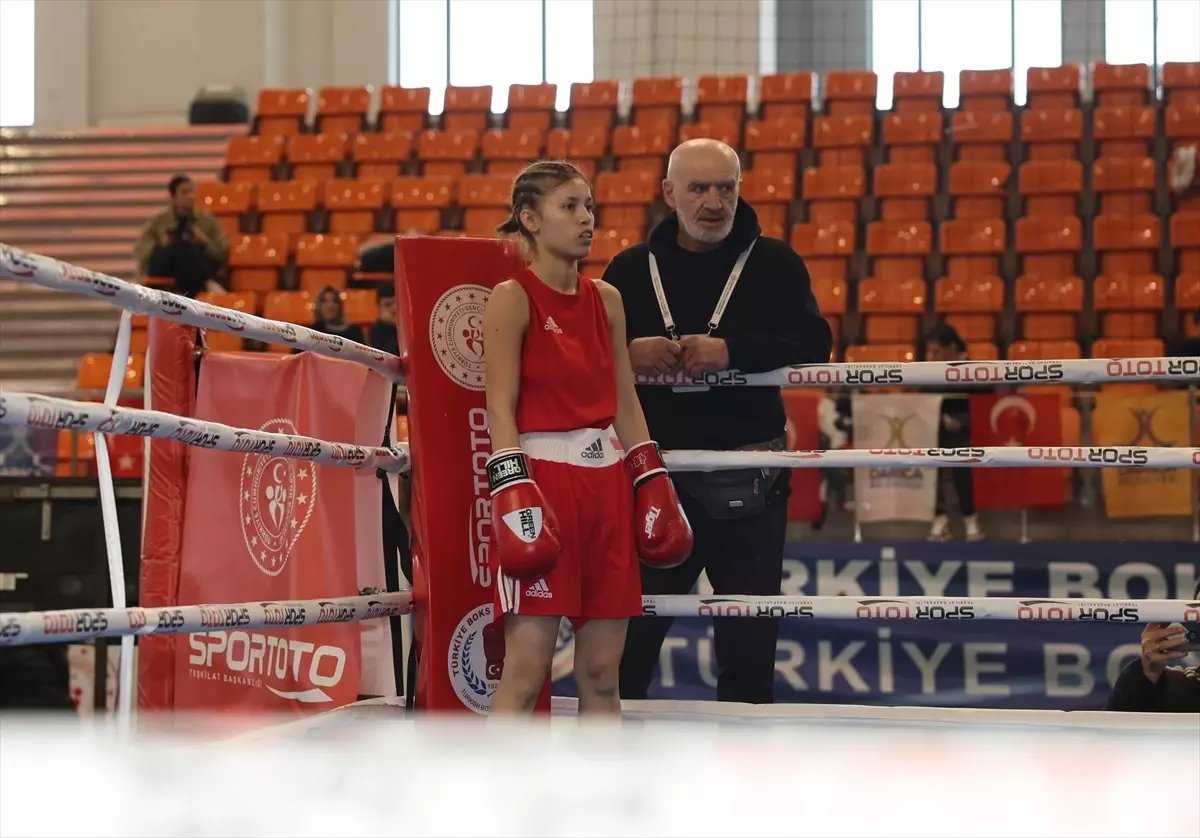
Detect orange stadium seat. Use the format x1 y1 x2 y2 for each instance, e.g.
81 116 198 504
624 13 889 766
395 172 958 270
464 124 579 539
287 133 348 181
391 176 455 233
458 174 513 235
1091 63 1150 107
255 88 311 137
417 129 479 178
1171 211 1200 273
1026 64 1081 110
481 128 544 175
1165 103 1200 150
569 81 620 132
947 161 1010 219
196 182 253 238
340 289 378 325
378 86 430 135
858 276 925 323
443 85 493 132
865 220 932 285
583 228 641 276
696 74 749 126
940 218 1005 282
791 219 856 259
294 234 360 292
1016 275 1083 341
958 69 1012 113
1092 105 1156 158
881 112 943 163
812 114 873 166
1008 339 1081 361
1021 108 1083 160
352 132 413 179
803 165 865 224
845 344 917 363
506 83 557 134
809 273 847 318
594 170 659 230
873 163 936 221
892 71 944 113
1016 216 1082 277
1091 337 1164 359
1094 274 1164 338
678 120 742 149
759 72 814 122
75 352 144 392
631 76 683 130
744 119 806 173
1093 156 1155 214
1093 213 1161 276
823 70 877 117
1162 62 1200 107
323 179 387 235
226 135 284 182
936 277 1004 341
611 124 673 176
544 127 607 178
740 169 796 239
229 233 290 293
1019 159 1083 217
316 86 372 135
257 181 319 237
1176 274 1200 335
196 291 258 351
951 111 1013 162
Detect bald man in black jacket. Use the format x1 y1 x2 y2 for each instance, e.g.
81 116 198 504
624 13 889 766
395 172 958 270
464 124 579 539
605 139 832 704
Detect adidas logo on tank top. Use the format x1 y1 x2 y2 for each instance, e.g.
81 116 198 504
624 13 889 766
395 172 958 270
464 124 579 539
543 316 563 334
580 438 606 460
525 578 553 599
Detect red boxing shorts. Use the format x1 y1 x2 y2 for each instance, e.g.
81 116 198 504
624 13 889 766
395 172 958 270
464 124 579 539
494 426 642 626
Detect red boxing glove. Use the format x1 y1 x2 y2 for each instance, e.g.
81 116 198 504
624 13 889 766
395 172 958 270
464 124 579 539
625 441 693 568
488 448 561 579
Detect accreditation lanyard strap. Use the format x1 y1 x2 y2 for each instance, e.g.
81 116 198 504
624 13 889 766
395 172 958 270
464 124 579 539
647 239 757 341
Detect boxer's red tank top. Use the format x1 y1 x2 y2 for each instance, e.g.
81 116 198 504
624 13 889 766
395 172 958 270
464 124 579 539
512 268 616 434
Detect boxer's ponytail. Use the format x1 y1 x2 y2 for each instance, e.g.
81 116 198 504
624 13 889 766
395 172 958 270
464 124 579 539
496 160 590 253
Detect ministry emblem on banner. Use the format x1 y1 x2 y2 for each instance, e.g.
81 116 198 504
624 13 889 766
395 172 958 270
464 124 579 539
851 393 943 522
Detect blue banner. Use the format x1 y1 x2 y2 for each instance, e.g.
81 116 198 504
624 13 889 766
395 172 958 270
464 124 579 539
554 542 1200 710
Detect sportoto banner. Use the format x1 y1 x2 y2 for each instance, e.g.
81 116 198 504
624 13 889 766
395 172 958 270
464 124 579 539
559 541 1199 711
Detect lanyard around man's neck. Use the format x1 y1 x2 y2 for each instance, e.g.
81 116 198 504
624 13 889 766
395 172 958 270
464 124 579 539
646 238 757 341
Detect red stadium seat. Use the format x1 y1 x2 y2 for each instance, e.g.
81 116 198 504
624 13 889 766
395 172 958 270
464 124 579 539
959 69 1012 113
881 112 943 163
378 86 430 135
696 74 749 126
295 234 360 292
287 134 348 182
1026 64 1082 110
823 70 877 117
1091 63 1150 107
506 83 557 134
352 132 413 179
316 86 371 135
257 181 319 237
443 85 493 132
229 234 290 293
947 161 1010 220
323 179 387 235
256 88 311 137
892 71 944 113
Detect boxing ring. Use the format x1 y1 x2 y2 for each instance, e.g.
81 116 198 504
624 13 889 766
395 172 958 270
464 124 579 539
1 240 1198 837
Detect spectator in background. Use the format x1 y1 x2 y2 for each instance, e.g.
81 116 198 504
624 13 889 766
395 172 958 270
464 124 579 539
370 286 400 356
1107 583 1200 712
312 286 365 345
133 174 227 297
923 324 984 542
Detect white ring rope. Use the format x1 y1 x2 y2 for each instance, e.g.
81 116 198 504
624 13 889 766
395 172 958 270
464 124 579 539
0 243 405 382
0 592 411 647
665 446 1200 470
0 391 410 473
2 593 1194 647
637 356 1200 388
2 243 1196 391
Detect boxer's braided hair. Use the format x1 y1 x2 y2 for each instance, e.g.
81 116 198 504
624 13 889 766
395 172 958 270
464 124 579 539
496 160 590 253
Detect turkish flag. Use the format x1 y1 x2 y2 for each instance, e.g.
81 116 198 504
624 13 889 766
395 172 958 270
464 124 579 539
970 393 1066 509
173 351 391 714
783 391 821 522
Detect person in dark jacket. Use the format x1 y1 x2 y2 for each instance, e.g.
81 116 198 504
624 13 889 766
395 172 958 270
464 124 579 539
923 324 984 542
605 139 832 704
1106 584 1200 712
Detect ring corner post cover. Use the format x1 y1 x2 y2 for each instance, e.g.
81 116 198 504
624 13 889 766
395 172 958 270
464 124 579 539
394 235 528 713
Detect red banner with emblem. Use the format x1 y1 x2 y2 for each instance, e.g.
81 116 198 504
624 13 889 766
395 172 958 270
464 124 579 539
969 393 1066 509
395 236 529 713
172 351 391 713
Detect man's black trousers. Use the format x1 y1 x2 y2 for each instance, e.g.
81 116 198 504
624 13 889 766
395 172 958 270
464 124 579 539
618 478 788 704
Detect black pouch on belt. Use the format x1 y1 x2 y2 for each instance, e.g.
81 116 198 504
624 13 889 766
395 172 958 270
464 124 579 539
669 437 786 520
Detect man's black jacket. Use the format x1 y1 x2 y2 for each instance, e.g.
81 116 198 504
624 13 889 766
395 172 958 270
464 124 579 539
602 199 832 450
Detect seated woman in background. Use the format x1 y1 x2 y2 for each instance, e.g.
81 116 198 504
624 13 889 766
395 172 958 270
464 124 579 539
312 286 365 345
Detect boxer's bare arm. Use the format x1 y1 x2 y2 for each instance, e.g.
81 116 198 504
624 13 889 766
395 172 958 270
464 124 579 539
483 280 529 453
598 280 651 450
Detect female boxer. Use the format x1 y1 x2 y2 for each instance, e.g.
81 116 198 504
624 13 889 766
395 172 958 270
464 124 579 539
483 161 692 715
